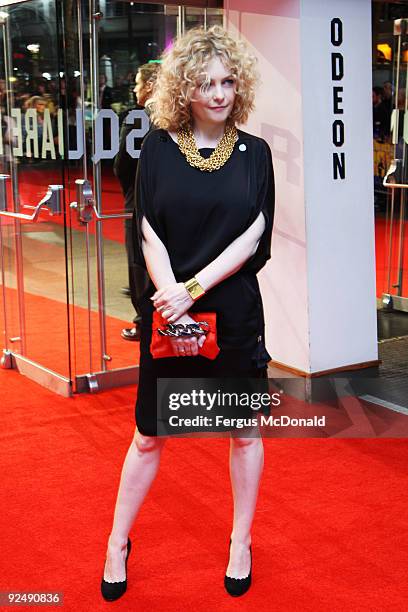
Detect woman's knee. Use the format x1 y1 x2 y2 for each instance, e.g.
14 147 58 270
133 429 165 453
230 435 263 450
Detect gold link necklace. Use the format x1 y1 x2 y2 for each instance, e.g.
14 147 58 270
176 123 238 172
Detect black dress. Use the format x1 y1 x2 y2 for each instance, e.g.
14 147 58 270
132 127 275 436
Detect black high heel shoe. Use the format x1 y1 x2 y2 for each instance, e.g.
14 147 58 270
224 538 252 597
101 537 132 601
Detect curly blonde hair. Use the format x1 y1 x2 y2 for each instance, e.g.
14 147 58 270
137 62 160 86
150 26 260 131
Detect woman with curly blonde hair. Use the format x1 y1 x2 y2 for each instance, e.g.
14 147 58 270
101 25 274 601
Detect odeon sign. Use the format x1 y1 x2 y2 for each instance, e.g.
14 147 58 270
0 109 150 162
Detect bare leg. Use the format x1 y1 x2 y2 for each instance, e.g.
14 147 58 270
103 428 166 582
226 433 264 578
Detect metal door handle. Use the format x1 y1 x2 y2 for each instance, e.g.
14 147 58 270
383 158 408 189
93 208 132 221
0 175 63 220
70 179 132 223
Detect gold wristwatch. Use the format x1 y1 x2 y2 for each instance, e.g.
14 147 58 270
184 276 206 301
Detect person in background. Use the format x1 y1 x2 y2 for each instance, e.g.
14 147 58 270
382 80 393 112
372 86 390 140
99 74 113 109
114 63 159 341
23 96 48 162
99 75 114 151
381 81 393 137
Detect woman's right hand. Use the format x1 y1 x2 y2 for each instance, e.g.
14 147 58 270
169 314 207 357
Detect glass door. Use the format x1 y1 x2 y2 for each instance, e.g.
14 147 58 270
0 0 223 396
382 17 408 313
63 1 179 393
65 1 222 393
0 0 72 395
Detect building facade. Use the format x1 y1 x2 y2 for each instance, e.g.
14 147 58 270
0 0 406 394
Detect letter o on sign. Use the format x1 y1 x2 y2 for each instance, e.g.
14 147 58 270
331 18 343 46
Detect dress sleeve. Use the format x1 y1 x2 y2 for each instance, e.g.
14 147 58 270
131 132 166 270
242 138 275 274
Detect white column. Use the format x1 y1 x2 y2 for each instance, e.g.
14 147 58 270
225 0 378 374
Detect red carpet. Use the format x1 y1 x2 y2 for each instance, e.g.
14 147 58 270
0 367 407 611
1 287 140 378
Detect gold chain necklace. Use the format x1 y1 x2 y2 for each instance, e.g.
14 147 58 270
176 123 238 172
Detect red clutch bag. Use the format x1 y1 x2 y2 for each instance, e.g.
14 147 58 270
150 311 220 360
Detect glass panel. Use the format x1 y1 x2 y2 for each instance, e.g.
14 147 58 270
372 2 408 306
0 0 71 379
184 5 223 29
185 5 206 29
387 17 407 303
66 2 222 382
95 3 178 373
0 0 225 389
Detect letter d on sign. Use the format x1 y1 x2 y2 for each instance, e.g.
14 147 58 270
331 53 344 81
93 110 119 162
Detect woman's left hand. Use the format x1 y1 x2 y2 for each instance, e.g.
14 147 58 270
151 283 194 322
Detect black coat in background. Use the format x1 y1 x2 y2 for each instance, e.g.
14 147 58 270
113 106 152 323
